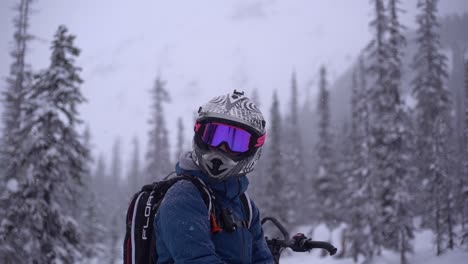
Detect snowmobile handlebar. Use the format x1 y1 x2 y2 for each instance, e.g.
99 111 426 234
266 233 337 255
261 216 337 263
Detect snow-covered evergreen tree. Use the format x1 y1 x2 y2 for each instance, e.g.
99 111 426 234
333 121 351 260
386 1 414 262
79 127 106 259
128 136 141 194
264 91 288 227
175 117 185 162
300 77 318 182
365 1 415 260
94 154 107 191
463 56 468 245
93 154 109 232
345 62 374 262
73 126 93 218
282 70 306 225
412 0 450 199
365 0 389 253
448 43 466 221
412 0 455 255
76 125 93 216
108 138 125 264
92 152 110 257
430 115 456 255
314 66 339 231
83 126 93 165
110 138 122 186
0 25 86 263
93 153 111 230
0 0 34 192
145 74 172 182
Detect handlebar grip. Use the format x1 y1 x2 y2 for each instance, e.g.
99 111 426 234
304 241 337 255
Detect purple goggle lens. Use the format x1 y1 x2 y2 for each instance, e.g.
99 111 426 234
201 122 252 153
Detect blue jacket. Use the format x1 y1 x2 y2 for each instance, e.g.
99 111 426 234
154 154 274 263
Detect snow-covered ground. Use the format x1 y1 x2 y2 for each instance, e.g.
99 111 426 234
280 224 468 264
85 223 468 264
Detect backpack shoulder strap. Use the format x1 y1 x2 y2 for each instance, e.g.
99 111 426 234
178 174 215 220
240 192 253 229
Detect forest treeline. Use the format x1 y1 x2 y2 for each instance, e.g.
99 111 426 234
0 0 467 263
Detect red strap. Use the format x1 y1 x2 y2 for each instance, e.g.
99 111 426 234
125 238 131 264
210 213 222 234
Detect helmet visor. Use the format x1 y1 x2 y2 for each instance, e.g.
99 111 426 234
201 122 252 153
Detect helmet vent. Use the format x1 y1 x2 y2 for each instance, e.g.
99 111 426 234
233 90 244 96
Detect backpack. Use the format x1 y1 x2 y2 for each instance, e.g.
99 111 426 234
123 174 253 264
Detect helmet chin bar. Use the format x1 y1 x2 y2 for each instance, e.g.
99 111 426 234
201 150 242 180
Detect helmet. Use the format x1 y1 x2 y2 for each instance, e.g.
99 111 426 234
192 90 266 180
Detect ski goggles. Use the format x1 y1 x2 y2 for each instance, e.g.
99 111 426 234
195 121 266 153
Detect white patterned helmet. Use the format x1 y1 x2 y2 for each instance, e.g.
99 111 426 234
192 90 266 180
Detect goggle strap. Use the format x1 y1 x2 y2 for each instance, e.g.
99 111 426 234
254 133 266 147
195 122 201 132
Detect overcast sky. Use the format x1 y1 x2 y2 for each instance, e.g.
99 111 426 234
1 0 467 170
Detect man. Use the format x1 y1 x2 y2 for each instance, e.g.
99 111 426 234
154 90 274 263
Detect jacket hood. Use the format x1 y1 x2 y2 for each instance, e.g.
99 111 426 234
176 151 249 201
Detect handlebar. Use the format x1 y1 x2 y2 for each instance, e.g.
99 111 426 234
266 233 337 255
261 216 338 263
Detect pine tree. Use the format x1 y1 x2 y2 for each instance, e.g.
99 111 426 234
431 115 456 255
145 74 172 181
314 66 339 231
92 152 109 254
345 62 373 262
175 117 185 162
412 0 454 255
412 0 450 192
76 126 93 219
333 121 350 259
463 56 468 245
0 3 34 260
387 1 414 261
79 127 106 259
110 138 122 188
283 70 306 225
0 25 86 263
108 138 124 264
365 0 388 255
93 152 113 259
0 0 34 191
264 91 288 226
448 43 466 224
94 154 107 191
128 136 141 194
366 0 415 259
74 126 93 218
93 153 109 240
